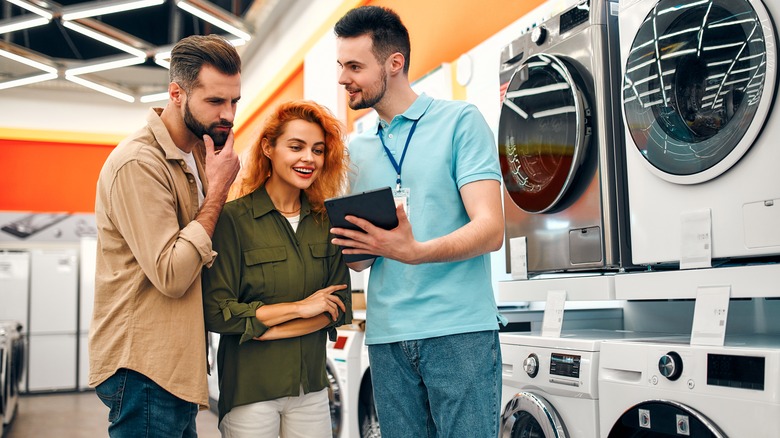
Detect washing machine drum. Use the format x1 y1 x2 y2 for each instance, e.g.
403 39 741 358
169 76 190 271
623 0 776 184
501 391 567 437
498 53 590 214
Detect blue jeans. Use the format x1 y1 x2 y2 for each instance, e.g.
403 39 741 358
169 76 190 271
367 330 501 438
95 368 198 438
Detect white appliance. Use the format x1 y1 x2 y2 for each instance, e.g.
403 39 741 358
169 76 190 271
599 336 780 437
499 330 680 437
498 0 630 274
27 249 78 392
78 237 96 390
0 321 23 430
619 0 779 266
207 332 220 410
326 325 380 438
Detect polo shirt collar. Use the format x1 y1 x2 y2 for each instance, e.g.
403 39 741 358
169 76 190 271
375 93 434 134
251 184 312 219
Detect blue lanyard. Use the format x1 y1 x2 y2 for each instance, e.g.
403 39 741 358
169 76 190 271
377 119 419 191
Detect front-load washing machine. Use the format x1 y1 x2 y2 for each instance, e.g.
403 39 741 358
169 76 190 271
499 0 630 274
326 326 380 438
500 329 681 437
599 335 780 437
0 321 22 430
619 0 779 266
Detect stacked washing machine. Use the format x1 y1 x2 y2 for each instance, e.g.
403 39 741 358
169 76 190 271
499 0 629 275
588 0 780 436
619 0 779 269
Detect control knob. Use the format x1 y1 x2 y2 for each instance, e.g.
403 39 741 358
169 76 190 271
531 26 547 45
523 353 539 378
658 351 683 381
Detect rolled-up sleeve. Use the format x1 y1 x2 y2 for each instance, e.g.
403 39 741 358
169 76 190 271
202 209 268 344
324 231 352 339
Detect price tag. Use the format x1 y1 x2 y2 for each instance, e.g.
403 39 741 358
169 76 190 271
680 209 712 270
510 237 528 280
541 290 566 338
690 286 730 346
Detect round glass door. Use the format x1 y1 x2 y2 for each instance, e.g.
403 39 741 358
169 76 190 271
623 0 776 184
607 400 725 437
498 53 590 214
501 392 567 437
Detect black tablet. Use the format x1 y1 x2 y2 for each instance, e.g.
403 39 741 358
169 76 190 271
325 186 399 262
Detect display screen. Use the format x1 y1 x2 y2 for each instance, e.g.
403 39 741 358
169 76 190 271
560 0 590 34
550 353 581 378
707 353 765 390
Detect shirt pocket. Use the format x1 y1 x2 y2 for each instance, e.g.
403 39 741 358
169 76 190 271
243 246 287 300
308 243 337 287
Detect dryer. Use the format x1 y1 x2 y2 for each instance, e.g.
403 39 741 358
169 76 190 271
498 0 630 274
598 336 780 437
619 0 779 267
500 330 680 437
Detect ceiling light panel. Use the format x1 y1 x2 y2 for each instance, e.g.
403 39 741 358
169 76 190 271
66 74 135 102
0 72 57 90
62 21 147 58
0 47 57 74
5 0 53 19
65 56 145 76
62 0 166 21
176 0 252 41
0 15 50 35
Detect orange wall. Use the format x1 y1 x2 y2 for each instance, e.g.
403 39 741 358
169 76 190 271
0 139 113 213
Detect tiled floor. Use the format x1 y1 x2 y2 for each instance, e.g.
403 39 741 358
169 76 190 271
4 391 221 437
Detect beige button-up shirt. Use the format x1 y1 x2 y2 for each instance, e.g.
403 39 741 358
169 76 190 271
89 108 215 408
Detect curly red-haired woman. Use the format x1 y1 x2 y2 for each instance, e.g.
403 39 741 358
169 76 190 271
202 100 352 438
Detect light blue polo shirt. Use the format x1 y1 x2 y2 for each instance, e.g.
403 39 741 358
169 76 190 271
348 93 503 345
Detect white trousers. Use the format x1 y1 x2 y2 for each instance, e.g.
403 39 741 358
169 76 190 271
219 386 331 438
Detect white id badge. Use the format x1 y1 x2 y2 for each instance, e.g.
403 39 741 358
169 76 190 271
392 187 410 218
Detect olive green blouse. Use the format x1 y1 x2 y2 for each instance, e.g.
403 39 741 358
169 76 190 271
202 186 351 421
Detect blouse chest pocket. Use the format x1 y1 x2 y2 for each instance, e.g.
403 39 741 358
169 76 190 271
243 246 287 300
309 243 337 286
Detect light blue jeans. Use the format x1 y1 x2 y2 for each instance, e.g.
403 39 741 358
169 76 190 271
95 368 199 438
367 330 502 438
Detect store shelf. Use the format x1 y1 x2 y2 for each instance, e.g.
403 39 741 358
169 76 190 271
497 274 616 302
615 263 780 300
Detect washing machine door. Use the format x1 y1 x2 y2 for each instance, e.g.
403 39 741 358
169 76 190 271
623 0 777 184
607 400 725 437
501 391 567 437
326 361 343 437
498 53 591 214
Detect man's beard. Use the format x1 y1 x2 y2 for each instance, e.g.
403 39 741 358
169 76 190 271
184 101 233 147
348 69 388 110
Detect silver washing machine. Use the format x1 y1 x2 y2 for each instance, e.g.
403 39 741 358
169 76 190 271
599 335 780 437
498 0 630 275
619 0 779 267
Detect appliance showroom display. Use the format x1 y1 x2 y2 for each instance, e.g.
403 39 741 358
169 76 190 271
326 325 379 438
500 329 681 437
498 0 630 274
619 0 779 266
599 335 780 437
